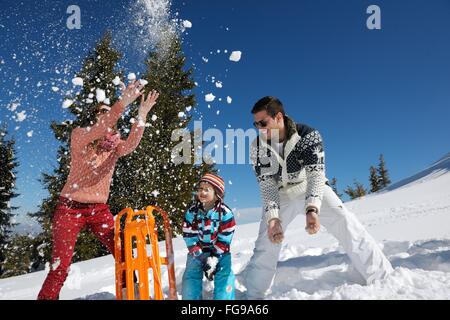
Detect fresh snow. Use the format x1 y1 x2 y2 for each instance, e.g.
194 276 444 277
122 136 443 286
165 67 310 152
182 20 192 29
15 111 26 122
112 76 121 86
229 51 242 62
205 93 215 102
1 153 450 300
139 79 148 86
8 102 20 112
62 99 73 109
71 77 84 86
95 89 106 103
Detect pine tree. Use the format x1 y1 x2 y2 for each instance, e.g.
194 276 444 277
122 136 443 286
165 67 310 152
377 154 391 189
329 177 343 200
29 31 124 266
0 234 34 278
344 180 367 200
369 165 381 193
109 37 215 238
0 126 19 276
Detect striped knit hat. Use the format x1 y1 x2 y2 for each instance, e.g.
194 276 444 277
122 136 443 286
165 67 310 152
199 173 225 199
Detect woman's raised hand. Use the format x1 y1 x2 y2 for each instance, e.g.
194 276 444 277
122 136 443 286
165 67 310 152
120 80 146 106
139 90 160 115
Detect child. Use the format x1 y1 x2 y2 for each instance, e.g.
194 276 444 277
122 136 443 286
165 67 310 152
182 173 236 300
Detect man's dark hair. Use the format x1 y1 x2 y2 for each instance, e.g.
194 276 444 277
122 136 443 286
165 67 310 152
251 96 285 117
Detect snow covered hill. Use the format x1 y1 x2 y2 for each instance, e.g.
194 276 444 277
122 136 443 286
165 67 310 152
1 153 450 300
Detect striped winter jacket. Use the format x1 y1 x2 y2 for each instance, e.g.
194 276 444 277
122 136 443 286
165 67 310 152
182 201 236 256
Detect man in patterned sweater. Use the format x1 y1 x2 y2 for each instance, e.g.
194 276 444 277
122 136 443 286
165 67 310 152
242 96 393 299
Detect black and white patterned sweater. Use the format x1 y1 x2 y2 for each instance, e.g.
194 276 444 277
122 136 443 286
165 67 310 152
250 116 327 224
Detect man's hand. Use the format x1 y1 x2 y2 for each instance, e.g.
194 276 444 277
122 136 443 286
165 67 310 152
268 218 284 244
139 89 159 116
120 80 145 106
305 209 320 235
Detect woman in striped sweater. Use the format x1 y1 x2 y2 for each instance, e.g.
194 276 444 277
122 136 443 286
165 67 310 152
37 81 159 300
182 173 236 300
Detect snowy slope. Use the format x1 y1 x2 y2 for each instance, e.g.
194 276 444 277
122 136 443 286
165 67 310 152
1 153 450 300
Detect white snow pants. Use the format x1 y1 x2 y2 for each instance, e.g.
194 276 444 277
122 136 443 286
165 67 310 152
242 185 393 299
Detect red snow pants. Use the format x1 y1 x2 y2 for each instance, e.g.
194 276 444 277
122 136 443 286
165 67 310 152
37 197 115 300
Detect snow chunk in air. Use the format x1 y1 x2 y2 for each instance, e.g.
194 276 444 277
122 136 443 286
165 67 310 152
112 76 121 86
205 93 216 102
95 89 106 103
229 51 242 62
62 99 73 109
72 77 84 86
182 20 192 28
16 111 27 122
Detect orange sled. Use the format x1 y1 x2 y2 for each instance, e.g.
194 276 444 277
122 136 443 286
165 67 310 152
114 205 177 300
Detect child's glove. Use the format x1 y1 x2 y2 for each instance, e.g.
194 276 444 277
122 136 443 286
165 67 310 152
203 255 219 281
192 250 208 265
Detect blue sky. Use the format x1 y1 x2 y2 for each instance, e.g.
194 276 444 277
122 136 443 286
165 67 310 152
1 0 449 227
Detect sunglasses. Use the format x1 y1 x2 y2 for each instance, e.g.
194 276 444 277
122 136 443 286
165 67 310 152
253 116 274 128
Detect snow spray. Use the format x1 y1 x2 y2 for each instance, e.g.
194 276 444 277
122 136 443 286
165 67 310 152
126 0 181 58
